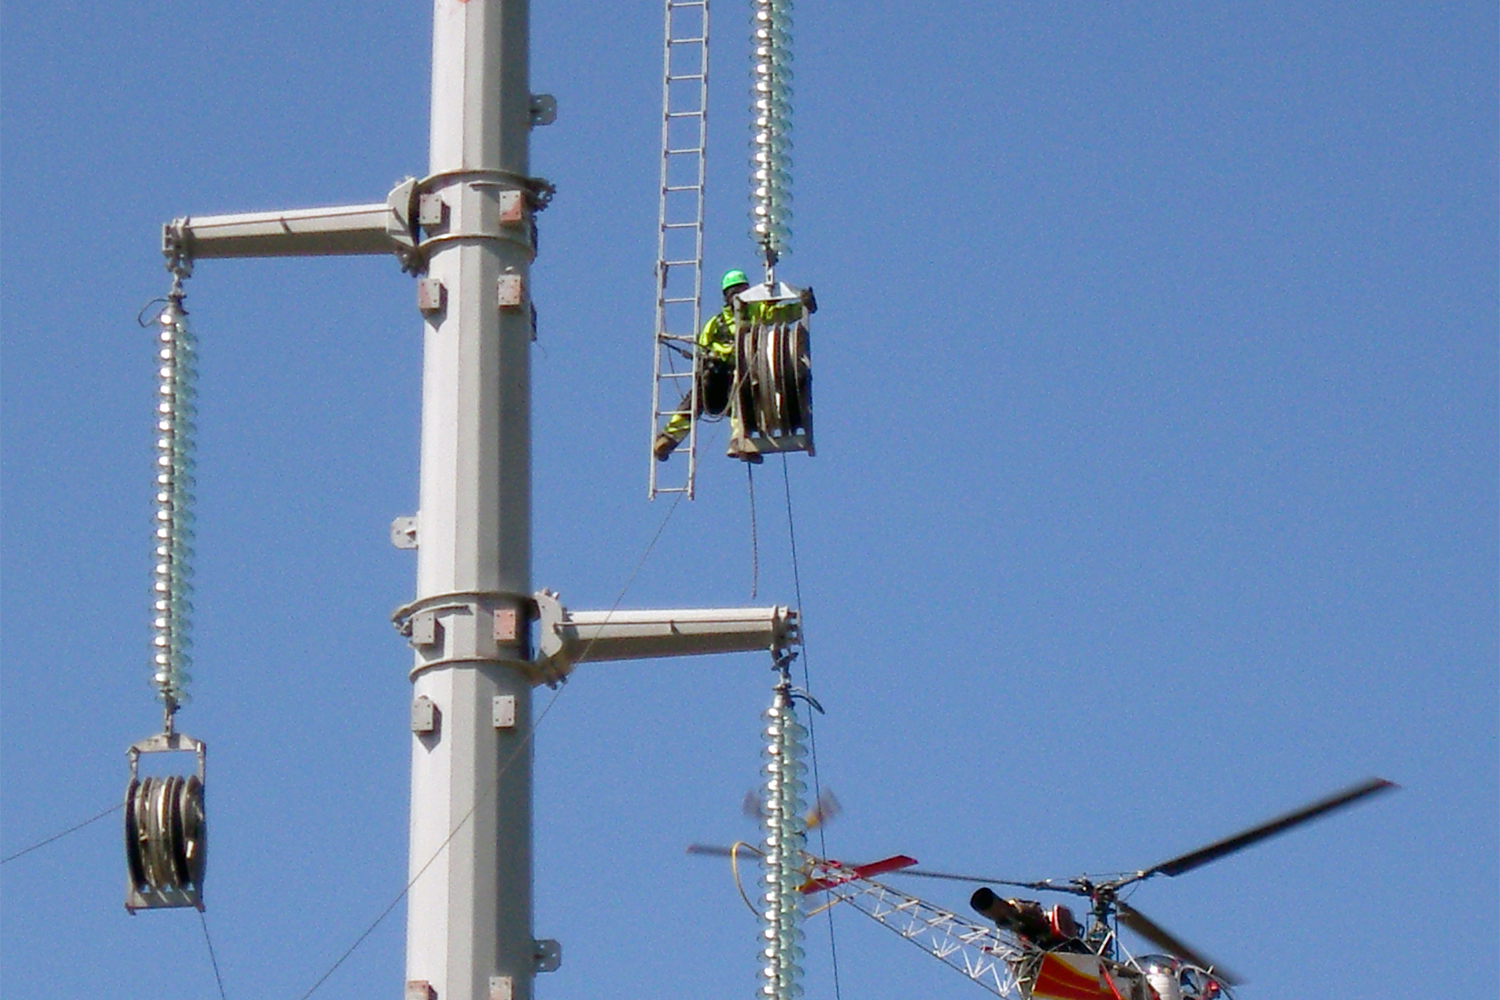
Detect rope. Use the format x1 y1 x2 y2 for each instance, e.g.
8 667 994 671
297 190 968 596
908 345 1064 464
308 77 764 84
1 801 123 865
747 463 760 599
729 841 766 916
200 909 229 1000
779 455 842 1000
297 492 685 999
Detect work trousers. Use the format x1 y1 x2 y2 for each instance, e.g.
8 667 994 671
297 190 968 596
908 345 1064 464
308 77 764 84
663 358 733 440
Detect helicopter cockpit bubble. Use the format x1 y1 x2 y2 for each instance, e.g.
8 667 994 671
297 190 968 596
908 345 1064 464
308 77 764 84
1140 957 1184 1000
1176 964 1222 1000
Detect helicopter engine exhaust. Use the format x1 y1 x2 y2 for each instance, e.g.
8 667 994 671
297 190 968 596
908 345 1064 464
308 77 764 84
971 887 1079 947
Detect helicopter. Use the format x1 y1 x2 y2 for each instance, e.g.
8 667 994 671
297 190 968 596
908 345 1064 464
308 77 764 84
691 777 1396 1000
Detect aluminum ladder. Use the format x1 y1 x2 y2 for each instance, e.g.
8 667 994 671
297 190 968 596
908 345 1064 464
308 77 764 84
648 0 711 499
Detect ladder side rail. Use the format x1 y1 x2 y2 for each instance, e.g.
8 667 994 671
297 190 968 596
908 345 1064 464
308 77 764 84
684 0 711 496
648 0 678 499
649 0 710 499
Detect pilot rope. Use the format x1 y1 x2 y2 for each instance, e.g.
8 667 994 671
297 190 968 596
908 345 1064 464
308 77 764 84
149 261 198 731
1 801 124 864
298 493 687 999
749 0 794 281
199 910 229 1000
747 463 760 598
778 455 843 1000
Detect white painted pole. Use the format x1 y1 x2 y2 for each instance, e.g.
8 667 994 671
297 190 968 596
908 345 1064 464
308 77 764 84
404 2 537 998
157 4 807 994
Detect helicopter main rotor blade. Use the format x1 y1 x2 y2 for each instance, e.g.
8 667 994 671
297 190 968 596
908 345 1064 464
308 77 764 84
896 867 1073 894
686 843 735 857
1142 777 1396 880
1116 900 1242 986
687 842 766 860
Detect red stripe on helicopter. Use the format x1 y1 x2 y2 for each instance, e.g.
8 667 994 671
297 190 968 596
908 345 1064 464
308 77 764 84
1031 954 1104 1000
799 855 917 893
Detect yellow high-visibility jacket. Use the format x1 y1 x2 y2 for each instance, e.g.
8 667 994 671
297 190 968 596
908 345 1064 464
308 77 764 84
697 305 737 364
698 296 804 365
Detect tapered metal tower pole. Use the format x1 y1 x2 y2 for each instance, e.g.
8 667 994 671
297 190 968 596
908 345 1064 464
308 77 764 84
403 2 537 999
159 5 803 997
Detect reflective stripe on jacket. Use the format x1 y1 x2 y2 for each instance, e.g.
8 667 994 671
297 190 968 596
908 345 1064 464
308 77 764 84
698 306 736 363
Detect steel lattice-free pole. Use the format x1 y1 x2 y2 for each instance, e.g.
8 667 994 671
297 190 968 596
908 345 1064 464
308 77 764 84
402 3 540 999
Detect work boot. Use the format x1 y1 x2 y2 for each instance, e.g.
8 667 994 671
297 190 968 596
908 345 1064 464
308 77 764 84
726 442 764 464
653 433 679 461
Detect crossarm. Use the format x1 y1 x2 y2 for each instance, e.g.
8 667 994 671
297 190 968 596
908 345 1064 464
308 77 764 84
163 179 418 263
533 590 799 678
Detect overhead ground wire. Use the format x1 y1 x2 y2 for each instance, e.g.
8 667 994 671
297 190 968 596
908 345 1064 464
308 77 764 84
298 491 685 999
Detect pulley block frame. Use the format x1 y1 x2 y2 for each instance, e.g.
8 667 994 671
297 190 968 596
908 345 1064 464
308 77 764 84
730 281 815 459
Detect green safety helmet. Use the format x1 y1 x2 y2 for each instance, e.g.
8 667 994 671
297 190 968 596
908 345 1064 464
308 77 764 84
721 269 750 293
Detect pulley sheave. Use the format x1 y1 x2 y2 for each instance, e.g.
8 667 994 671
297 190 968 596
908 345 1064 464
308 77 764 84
124 732 207 913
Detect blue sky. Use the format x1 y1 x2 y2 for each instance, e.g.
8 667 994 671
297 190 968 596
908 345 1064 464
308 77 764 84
2 3 1495 999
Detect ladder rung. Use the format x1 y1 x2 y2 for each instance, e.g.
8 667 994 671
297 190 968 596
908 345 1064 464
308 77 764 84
662 222 697 230
666 74 705 82
664 148 703 156
661 296 697 304
657 333 695 343
661 259 698 267
663 184 702 193
668 37 706 45
666 110 705 119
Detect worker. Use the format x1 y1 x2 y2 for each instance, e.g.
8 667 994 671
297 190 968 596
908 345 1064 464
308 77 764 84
654 268 752 461
654 270 818 462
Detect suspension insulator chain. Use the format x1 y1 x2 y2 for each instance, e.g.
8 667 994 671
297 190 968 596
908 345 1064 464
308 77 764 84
760 667 809 1000
151 267 197 731
124 255 209 913
750 0 794 276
